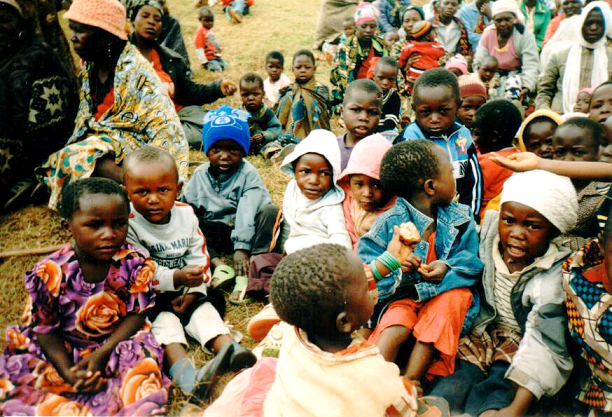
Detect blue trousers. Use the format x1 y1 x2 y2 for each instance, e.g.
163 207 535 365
208 58 229 72
224 0 249 18
429 359 516 416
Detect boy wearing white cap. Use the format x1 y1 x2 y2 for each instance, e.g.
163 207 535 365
430 170 578 416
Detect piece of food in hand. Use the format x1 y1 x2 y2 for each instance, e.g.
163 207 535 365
399 222 421 245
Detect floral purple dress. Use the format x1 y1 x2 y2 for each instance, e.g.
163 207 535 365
0 243 171 416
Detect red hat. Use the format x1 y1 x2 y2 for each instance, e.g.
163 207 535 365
458 74 487 100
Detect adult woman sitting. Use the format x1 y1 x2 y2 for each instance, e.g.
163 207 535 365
0 0 76 209
536 2 612 114
473 0 539 104
39 0 188 210
127 0 237 145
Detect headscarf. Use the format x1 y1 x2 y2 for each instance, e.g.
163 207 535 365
355 2 379 25
516 109 564 151
124 0 164 21
491 0 525 26
500 170 578 234
401 5 425 21
540 14 581 67
562 1 612 114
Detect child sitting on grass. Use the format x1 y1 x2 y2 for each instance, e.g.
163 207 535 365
359 140 483 387
331 3 388 109
194 6 228 72
516 109 563 159
372 57 402 135
275 49 331 146
471 99 523 215
552 117 610 250
337 79 383 170
280 129 352 254
573 87 594 114
339 134 397 250
396 68 483 219
221 0 253 23
456 74 487 128
123 147 256 400
0 178 170 415
182 106 279 304
239 73 281 156
398 21 445 94
263 51 291 107
430 170 577 417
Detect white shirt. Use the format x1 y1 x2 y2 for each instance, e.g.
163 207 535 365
264 73 291 106
437 19 461 54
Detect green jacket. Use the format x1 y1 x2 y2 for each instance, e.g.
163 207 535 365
519 0 551 50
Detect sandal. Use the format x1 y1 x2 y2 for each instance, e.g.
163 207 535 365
247 303 281 342
229 275 253 305
211 265 236 289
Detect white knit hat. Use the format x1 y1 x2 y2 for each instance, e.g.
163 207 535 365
500 170 578 234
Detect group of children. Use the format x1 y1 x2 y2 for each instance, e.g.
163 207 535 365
2 1 612 416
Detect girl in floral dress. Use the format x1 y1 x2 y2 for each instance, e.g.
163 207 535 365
0 178 170 416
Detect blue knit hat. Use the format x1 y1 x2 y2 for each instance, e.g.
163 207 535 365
202 105 251 155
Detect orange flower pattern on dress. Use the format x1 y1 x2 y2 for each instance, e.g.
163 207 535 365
76 291 127 338
0 243 169 416
130 259 156 294
36 394 93 416
35 260 62 297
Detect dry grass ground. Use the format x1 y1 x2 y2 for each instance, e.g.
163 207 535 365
0 0 337 414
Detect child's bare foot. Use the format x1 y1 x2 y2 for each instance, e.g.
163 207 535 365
229 8 243 23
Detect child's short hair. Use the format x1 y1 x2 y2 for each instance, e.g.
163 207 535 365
198 6 213 18
123 146 178 181
380 140 440 199
293 49 315 65
343 78 383 105
343 16 355 25
481 56 499 67
60 178 129 220
265 51 284 66
560 117 602 149
270 243 353 335
592 80 612 97
375 56 399 72
240 72 264 90
413 68 460 105
473 99 522 148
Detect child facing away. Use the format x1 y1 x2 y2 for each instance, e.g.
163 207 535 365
358 140 483 386
221 0 253 23
574 87 594 114
182 106 279 303
395 68 484 219
338 134 397 250
471 99 523 215
275 49 332 146
429 170 578 417
203 244 449 417
194 6 228 72
337 79 383 171
239 73 282 157
263 51 291 108
0 178 170 415
123 147 256 399
552 117 611 250
516 109 564 159
456 74 487 129
398 21 446 94
280 129 352 254
331 3 388 110
372 57 403 135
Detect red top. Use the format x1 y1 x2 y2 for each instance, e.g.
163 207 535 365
398 41 446 71
426 231 437 264
194 26 222 61
478 147 519 212
357 46 376 79
149 48 182 112
94 88 115 121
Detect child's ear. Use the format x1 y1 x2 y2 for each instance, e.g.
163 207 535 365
335 311 353 334
423 178 436 197
61 219 71 235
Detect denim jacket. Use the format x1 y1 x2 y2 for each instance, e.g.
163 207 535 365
358 197 483 329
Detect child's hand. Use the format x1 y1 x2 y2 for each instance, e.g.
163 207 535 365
252 133 264 143
407 53 422 67
233 250 250 277
70 352 107 393
174 265 205 288
401 252 422 273
418 261 448 283
221 80 237 96
489 152 540 172
171 293 200 316
387 225 418 265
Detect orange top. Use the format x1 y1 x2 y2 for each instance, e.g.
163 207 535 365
94 88 115 120
426 231 437 264
150 48 182 112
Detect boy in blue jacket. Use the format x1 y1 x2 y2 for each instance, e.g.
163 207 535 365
358 139 483 386
395 68 483 219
